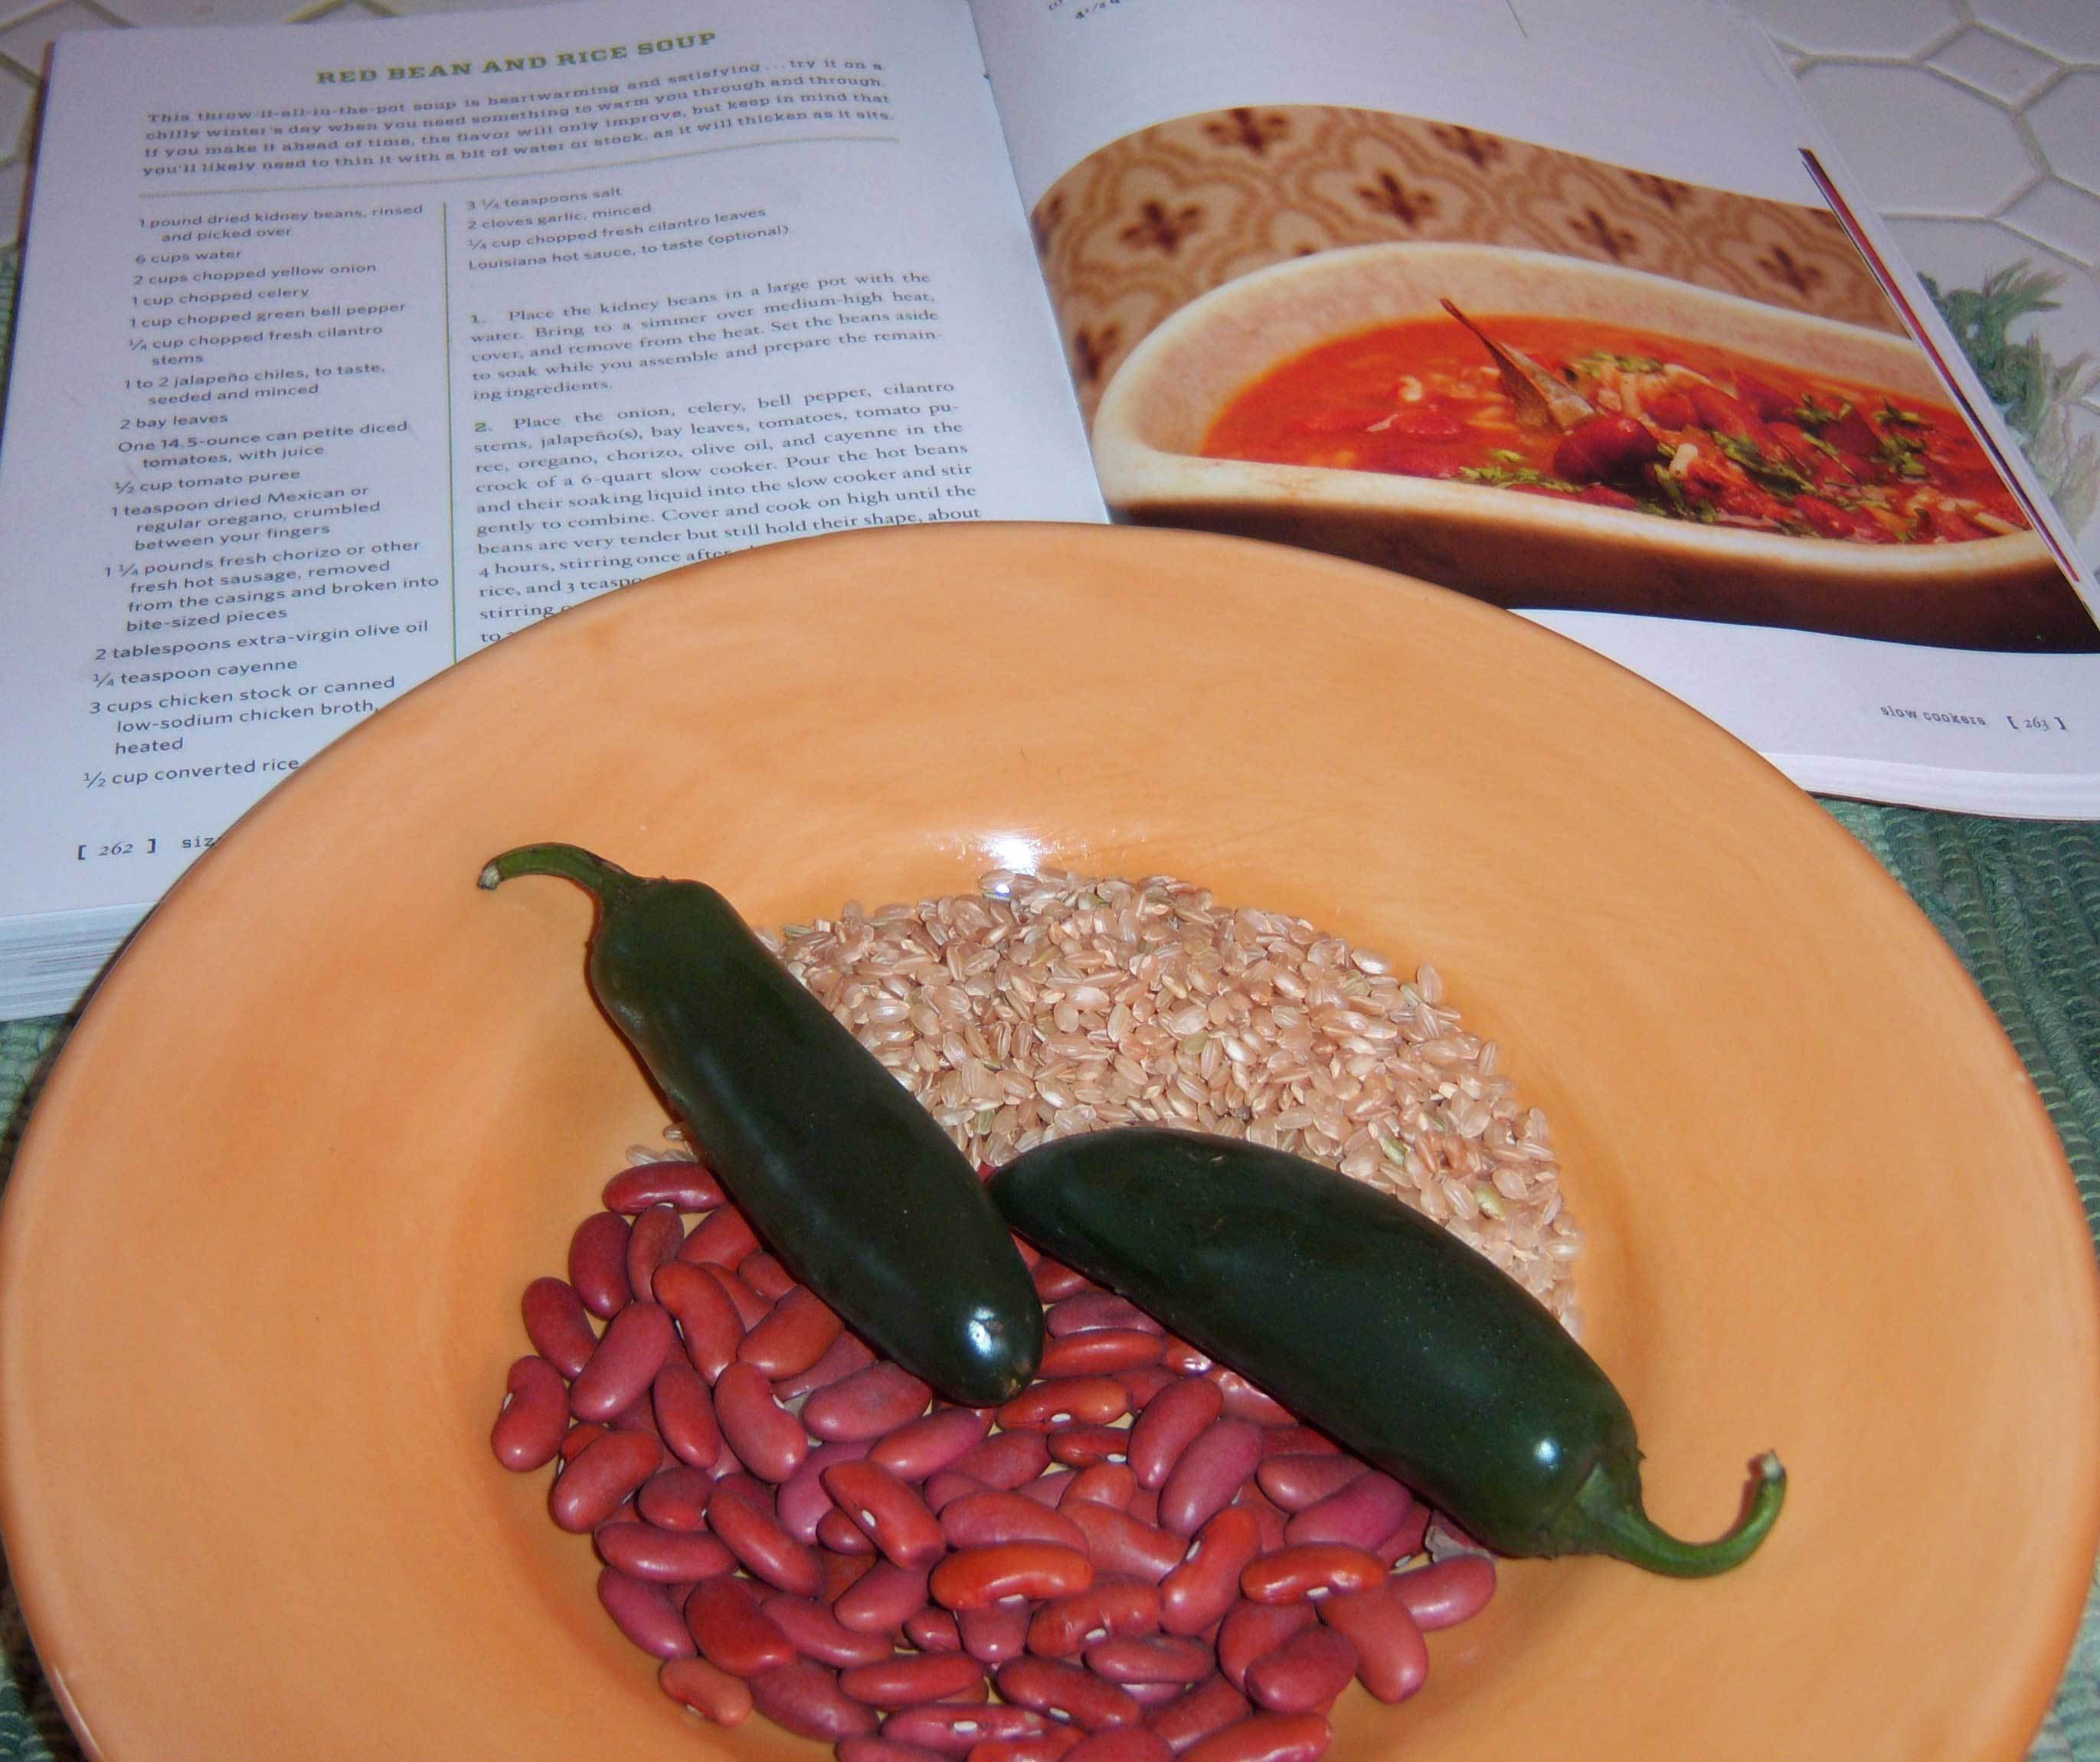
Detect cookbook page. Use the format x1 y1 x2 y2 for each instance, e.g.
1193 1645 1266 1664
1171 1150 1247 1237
0 0 1098 1012
969 0 2100 816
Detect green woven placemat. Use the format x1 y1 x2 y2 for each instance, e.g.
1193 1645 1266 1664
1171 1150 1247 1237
2 809 2098 1759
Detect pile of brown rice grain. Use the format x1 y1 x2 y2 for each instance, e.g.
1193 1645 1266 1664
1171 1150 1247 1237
757 868 1581 1332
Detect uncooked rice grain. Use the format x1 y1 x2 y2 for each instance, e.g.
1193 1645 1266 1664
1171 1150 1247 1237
731 870 1581 1332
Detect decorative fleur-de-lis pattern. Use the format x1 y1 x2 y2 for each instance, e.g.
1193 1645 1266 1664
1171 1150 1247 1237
1031 104 1900 427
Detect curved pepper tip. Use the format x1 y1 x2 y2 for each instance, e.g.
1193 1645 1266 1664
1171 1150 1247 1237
1550 1447 1786 1577
477 842 636 898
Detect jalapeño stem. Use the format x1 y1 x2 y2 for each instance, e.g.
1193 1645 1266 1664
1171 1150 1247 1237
478 842 640 903
1547 1450 1787 1577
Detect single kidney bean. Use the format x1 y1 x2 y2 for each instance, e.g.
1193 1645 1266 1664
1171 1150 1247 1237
1284 1472 1411 1551
833 1559 933 1633
942 1490 1089 1553
685 1574 796 1676
1086 1635 1217 1686
1158 1420 1263 1538
998 1377 1130 1430
1042 1331 1166 1378
651 1259 745 1382
1145 1676 1252 1754
1127 1378 1223 1491
569 1211 634 1318
560 1420 608 1464
1061 1463 1138 1511
1032 1259 1094 1302
882 1702 1053 1755
1216 1603 1317 1692
872 1405 993 1482
680 1203 761 1269
607 1160 725 1214
522 1277 600 1380
741 1285 846 1378
959 1598 1032 1665
653 1358 721 1469
638 1463 714 1531
1064 1728 1175 1762
1026 1577 1163 1658
660 1652 754 1724
1048 1292 1163 1338
1254 1456 1362 1514
951 1429 1052 1491
965 1731 1084 1762
1239 1545 1386 1605
1390 1554 1495 1630
713 1362 809 1482
492 1355 570 1472
740 1252 799 1301
907 1606 964 1653
571 1302 677 1422
1117 1365 1180 1410
775 1328 882 1400
806 1362 936 1443
1160 1506 1263 1638
846 1740 959 1762
1063 1502 1186 1584
932 1542 1094 1610
1049 1425 1132 1469
764 1591 899 1667
780 1439 873 1544
710 1486 824 1595
1180 1712 1330 1762
820 1506 879 1556
1243 1627 1356 1715
1314 1583 1425 1703
1205 1372 1294 1428
597 1567 695 1661
551 1427 663 1532
841 1652 991 1708
824 1460 947 1570
596 1518 734 1584
750 1658 882 1741
996 1656 1143 1731
626 1203 686 1302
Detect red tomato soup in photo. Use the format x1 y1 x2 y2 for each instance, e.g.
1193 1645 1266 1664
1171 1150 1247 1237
1201 313 2026 544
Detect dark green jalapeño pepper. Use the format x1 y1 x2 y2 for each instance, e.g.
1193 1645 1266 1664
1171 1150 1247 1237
989 1126 1784 1575
481 843 1042 1405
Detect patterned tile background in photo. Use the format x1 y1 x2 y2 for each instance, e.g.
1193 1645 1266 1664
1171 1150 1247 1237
1029 106 1904 427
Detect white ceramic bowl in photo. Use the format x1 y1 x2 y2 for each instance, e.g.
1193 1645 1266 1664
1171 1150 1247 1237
1090 244 2082 651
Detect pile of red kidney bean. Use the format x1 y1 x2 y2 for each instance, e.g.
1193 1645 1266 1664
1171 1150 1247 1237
491 1161 1496 1762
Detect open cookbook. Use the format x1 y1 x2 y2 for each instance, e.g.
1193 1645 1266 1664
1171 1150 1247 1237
2 0 2096 1016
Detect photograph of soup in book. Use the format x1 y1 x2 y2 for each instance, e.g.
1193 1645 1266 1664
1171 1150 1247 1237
1035 106 2096 653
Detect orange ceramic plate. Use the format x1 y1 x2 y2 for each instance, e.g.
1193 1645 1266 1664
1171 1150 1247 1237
2 525 2094 1760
